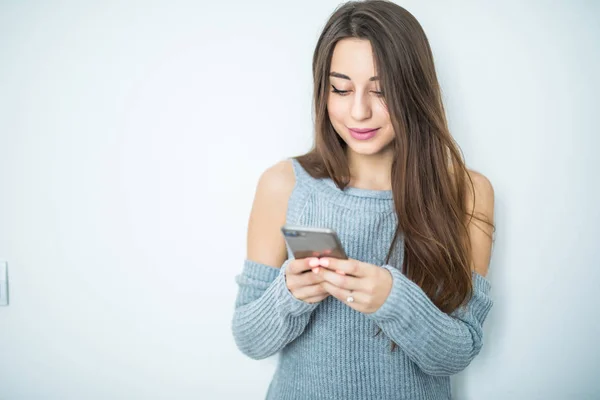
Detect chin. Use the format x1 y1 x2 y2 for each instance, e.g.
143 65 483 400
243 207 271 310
345 140 392 156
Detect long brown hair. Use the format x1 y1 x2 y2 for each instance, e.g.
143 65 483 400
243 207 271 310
296 0 494 340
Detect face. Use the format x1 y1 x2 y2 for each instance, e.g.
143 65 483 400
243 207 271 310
327 38 395 157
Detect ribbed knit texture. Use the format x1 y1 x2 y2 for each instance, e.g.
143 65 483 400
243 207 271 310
231 158 494 400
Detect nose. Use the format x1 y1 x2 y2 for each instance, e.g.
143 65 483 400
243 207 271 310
350 90 372 121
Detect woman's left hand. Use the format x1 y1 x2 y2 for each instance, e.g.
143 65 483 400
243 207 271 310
315 257 393 314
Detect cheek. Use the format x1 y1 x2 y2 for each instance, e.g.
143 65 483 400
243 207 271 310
327 99 346 123
373 104 394 139
374 102 390 120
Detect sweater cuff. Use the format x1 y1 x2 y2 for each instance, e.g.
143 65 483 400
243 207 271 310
366 265 414 327
273 260 319 317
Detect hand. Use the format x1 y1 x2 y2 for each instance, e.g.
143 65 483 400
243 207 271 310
285 257 330 304
316 257 393 313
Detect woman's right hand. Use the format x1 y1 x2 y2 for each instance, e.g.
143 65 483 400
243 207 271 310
285 257 330 304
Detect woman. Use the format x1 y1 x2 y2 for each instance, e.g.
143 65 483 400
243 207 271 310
232 1 495 399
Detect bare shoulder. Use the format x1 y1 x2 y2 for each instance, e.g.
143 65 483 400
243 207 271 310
465 169 495 277
246 159 296 268
465 169 495 215
257 159 296 196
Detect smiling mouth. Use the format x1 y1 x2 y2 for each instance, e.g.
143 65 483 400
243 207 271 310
347 127 380 140
348 127 379 133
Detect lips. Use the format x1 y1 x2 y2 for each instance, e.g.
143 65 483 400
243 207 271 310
348 127 380 141
348 127 379 133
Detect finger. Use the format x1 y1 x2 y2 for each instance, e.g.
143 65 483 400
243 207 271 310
298 269 326 286
318 267 362 291
289 257 319 275
320 281 364 305
286 270 323 291
293 283 328 301
319 257 363 277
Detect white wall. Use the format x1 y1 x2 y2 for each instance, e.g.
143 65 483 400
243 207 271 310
1 1 598 399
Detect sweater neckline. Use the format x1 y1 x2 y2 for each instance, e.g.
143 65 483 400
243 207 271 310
320 178 394 200
291 157 395 211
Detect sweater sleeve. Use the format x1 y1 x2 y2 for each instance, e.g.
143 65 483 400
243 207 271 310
366 265 494 376
231 259 319 360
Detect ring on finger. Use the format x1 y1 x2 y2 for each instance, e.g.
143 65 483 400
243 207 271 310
346 290 355 303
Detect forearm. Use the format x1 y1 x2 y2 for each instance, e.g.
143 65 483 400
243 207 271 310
366 265 494 376
232 259 318 360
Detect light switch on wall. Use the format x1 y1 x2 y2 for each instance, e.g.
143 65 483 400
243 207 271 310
0 261 8 306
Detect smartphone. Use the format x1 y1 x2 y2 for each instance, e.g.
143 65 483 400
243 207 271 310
281 225 348 260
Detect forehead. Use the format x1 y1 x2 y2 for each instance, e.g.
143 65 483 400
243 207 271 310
330 38 377 81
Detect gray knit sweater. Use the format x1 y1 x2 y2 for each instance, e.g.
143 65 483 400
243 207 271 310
232 158 493 399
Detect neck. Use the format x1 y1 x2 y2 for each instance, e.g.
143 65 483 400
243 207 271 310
346 148 394 191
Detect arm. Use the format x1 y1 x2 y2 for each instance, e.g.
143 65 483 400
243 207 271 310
367 267 493 376
231 160 317 360
368 171 496 375
232 259 318 360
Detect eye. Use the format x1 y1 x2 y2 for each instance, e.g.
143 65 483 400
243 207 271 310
331 85 350 96
371 91 384 97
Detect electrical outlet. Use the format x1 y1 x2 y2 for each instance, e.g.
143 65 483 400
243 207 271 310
0 261 8 306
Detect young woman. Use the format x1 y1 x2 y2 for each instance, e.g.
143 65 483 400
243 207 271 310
232 1 495 399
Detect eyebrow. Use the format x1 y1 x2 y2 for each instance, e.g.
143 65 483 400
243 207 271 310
329 71 379 81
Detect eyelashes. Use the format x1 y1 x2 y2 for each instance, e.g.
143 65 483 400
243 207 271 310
331 85 384 97
331 85 349 95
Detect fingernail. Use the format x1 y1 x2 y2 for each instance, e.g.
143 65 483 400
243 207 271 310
312 267 319 274
336 269 346 275
319 258 329 267
309 258 319 267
